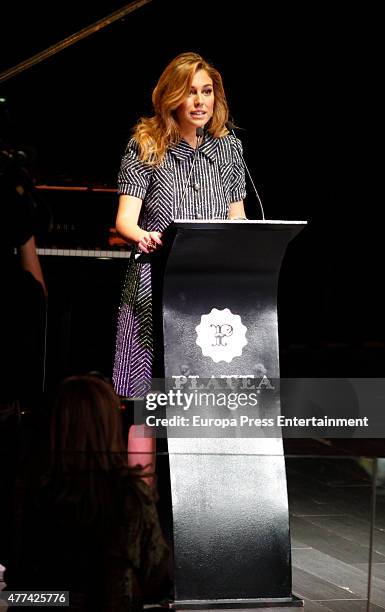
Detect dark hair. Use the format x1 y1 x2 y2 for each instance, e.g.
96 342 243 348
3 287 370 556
50 375 126 473
42 375 147 524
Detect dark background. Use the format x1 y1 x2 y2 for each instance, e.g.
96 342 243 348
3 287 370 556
0 0 382 379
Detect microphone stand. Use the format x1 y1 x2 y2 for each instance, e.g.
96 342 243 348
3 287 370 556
226 121 265 220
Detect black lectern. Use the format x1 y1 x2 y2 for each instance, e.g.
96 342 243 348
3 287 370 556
162 220 306 610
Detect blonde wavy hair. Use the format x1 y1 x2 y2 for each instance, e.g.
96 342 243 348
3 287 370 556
133 52 229 165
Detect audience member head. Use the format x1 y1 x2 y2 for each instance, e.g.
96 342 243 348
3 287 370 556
50 374 126 474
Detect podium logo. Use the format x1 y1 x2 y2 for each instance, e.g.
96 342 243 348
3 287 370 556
195 308 248 363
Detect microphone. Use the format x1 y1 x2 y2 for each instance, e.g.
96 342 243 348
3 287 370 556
225 121 265 220
175 127 204 220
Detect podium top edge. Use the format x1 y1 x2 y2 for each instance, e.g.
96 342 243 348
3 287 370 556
173 219 308 225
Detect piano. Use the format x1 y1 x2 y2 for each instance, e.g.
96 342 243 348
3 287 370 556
1 2 151 392
34 184 131 259
31 185 132 388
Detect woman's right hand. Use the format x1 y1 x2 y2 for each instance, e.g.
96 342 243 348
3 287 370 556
137 231 163 254
116 195 163 254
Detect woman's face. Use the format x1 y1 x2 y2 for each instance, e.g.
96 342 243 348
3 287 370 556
175 69 214 134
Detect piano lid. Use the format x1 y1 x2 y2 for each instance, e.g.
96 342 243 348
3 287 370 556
0 1 262 189
33 184 129 253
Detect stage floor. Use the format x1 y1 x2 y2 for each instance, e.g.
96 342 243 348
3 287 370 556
1 448 384 611
287 449 385 611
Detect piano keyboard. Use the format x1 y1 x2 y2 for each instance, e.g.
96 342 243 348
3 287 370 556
36 248 131 259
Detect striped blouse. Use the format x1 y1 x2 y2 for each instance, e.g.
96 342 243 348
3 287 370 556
117 132 246 223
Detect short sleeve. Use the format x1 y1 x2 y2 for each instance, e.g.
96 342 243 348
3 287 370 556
117 139 153 199
230 137 247 203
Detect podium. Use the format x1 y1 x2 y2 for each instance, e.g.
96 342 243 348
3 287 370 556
162 220 306 610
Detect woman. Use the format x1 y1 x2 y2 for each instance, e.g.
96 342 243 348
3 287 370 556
113 52 246 471
114 51 246 397
3 375 170 611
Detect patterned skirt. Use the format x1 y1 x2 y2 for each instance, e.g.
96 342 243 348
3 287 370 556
113 255 165 399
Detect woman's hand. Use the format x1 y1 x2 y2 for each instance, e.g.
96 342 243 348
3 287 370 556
116 196 163 253
137 231 163 254
228 201 247 220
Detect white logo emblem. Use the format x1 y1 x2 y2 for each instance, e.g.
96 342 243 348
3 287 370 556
195 308 248 363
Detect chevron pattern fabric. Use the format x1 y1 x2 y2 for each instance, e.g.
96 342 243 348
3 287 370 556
113 133 246 398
